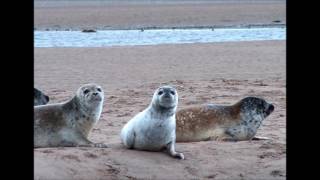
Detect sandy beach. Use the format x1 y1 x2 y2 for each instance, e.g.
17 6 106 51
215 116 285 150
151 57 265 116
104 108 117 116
34 0 286 179
34 41 286 180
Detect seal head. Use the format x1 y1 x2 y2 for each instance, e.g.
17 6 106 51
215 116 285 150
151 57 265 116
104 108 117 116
34 88 49 106
151 86 178 113
76 84 104 114
240 96 274 119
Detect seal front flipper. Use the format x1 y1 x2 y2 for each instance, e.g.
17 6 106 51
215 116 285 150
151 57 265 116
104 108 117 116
166 141 184 160
215 135 238 142
75 135 108 148
223 127 244 142
92 143 108 148
77 140 108 148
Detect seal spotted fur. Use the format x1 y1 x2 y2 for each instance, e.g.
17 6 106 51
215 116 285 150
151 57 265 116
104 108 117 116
34 83 107 148
176 97 274 142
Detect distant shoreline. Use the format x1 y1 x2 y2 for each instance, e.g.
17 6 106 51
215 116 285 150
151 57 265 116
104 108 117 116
34 23 286 31
35 0 286 7
35 1 286 31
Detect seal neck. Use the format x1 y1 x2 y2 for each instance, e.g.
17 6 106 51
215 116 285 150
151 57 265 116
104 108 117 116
66 96 101 119
149 103 176 117
70 96 102 137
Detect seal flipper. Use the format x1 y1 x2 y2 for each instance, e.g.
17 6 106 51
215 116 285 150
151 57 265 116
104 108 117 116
224 126 246 141
166 141 184 160
225 125 262 141
74 134 108 148
251 136 270 141
77 140 108 148
59 140 78 147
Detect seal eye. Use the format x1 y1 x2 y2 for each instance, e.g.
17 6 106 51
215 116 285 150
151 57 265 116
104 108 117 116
170 90 175 95
158 91 163 95
97 88 102 92
83 89 90 94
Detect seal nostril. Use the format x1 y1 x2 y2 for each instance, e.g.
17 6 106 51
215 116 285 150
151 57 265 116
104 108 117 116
93 92 98 96
269 104 274 111
45 95 49 102
163 92 171 98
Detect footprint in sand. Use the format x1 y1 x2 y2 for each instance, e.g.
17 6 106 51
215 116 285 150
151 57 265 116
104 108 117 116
104 163 120 175
185 166 198 176
103 110 114 114
83 152 98 159
258 152 278 159
270 170 285 177
185 100 199 105
259 141 285 151
62 154 81 162
116 112 131 117
41 150 54 154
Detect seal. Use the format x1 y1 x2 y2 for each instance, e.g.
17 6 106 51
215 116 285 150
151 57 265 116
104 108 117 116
175 97 274 142
34 88 49 106
120 86 184 159
34 83 108 148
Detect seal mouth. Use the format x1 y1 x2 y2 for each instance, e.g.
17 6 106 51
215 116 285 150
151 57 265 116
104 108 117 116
162 95 173 101
90 95 103 102
160 96 174 104
158 103 176 110
159 97 175 109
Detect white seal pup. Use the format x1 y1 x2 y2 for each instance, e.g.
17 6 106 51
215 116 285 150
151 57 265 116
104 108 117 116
34 88 49 106
34 83 107 148
176 97 274 142
121 86 184 159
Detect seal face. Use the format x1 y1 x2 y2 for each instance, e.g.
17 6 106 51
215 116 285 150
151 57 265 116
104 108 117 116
120 86 184 159
176 97 274 142
34 84 107 148
240 97 274 119
34 88 49 106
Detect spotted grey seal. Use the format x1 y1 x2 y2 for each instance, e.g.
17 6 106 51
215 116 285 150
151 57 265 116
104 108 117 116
176 97 274 142
34 83 107 148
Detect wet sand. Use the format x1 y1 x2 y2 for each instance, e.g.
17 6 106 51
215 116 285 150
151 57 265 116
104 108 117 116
34 0 286 30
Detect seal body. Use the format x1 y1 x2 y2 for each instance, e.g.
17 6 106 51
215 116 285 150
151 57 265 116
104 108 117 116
34 88 49 106
34 84 107 148
176 97 274 142
121 86 184 159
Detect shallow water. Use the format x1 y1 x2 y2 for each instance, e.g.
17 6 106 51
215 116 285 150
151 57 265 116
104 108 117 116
34 27 286 47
